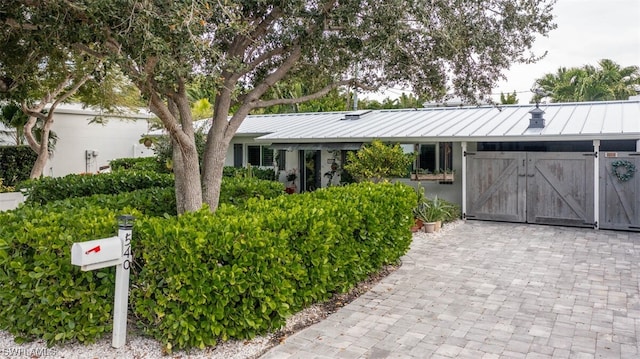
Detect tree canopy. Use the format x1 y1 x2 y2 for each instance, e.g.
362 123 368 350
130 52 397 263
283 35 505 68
1 0 557 213
532 59 640 103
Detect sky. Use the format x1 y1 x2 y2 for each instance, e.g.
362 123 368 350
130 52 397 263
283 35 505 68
374 0 640 104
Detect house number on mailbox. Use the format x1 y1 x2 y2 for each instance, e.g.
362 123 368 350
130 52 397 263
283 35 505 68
122 232 132 270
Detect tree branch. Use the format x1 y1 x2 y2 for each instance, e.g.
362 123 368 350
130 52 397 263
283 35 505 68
253 79 375 108
241 46 287 76
72 43 107 59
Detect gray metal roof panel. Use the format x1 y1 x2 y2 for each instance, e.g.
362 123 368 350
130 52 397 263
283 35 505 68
246 100 640 142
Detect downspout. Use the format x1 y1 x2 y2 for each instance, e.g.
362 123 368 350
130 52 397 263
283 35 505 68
593 140 600 230
461 142 467 220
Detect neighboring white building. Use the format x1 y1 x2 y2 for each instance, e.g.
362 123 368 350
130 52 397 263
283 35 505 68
47 103 156 176
1 103 155 177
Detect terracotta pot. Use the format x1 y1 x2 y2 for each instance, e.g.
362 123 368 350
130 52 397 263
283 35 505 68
411 218 424 232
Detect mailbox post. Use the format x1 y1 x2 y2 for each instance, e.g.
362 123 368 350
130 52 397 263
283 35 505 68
112 215 133 348
70 215 134 349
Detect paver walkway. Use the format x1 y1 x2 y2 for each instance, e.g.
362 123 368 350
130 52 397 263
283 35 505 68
261 221 640 359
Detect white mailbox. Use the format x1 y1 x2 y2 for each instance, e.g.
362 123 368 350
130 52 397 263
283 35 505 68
71 236 123 271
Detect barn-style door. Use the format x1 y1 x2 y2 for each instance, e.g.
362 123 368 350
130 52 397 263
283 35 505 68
466 152 594 227
526 153 594 227
466 152 526 222
599 153 640 231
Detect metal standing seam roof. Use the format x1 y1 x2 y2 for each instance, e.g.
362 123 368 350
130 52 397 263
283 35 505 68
243 99 640 144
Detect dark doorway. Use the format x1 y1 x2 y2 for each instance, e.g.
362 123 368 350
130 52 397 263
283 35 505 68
299 150 321 192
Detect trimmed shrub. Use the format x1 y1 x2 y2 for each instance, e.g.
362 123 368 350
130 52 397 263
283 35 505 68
219 177 284 206
22 177 283 216
18 171 175 205
0 181 413 351
0 204 142 345
109 157 159 172
30 187 178 217
0 146 37 186
222 166 276 181
132 182 416 351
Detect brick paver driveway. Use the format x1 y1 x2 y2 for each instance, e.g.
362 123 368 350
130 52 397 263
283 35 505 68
261 221 640 359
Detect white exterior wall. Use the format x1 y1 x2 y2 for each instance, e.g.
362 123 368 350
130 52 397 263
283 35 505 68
46 108 152 177
0 123 16 146
0 192 25 212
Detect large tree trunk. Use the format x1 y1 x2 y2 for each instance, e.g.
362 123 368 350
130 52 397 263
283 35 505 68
202 128 230 211
202 85 236 211
148 89 203 214
171 136 187 214
173 141 202 213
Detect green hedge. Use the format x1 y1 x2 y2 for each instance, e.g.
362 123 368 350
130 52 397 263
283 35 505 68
18 171 175 205
109 157 159 172
133 182 416 351
0 182 415 351
0 204 142 344
219 177 284 206
0 146 37 186
222 166 276 181
34 187 178 217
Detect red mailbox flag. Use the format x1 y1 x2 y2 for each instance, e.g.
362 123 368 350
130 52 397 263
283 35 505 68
85 245 101 255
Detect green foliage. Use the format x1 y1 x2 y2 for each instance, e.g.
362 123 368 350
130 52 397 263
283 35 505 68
222 166 276 181
153 133 206 173
413 196 459 223
0 175 287 346
133 182 416 352
343 140 414 183
533 59 640 103
19 171 175 205
0 178 15 193
0 146 37 186
0 204 142 345
109 157 160 172
38 187 178 217
219 177 284 207
500 91 519 104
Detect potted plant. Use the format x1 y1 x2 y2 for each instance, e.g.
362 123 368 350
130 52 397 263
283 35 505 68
413 196 453 233
427 196 451 231
285 169 298 194
413 202 436 233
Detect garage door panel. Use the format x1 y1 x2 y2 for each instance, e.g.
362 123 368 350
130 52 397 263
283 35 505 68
466 152 526 222
467 152 595 228
599 154 640 231
527 153 594 227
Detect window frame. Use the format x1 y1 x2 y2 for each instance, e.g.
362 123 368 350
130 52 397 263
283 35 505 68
412 142 453 173
246 145 276 167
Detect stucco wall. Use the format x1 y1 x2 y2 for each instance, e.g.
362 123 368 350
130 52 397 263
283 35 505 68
46 113 152 177
0 192 25 212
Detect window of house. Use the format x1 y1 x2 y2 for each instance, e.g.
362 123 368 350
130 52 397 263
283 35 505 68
414 142 453 172
247 145 275 167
